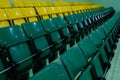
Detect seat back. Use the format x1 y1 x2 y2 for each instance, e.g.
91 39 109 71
22 21 50 59
59 6 69 16
0 26 33 75
22 0 34 7
60 45 87 79
64 15 79 36
96 27 106 40
21 8 38 22
46 7 57 18
39 2 48 7
35 7 49 19
52 17 68 28
29 62 70 80
0 9 10 27
32 1 41 6
12 0 25 7
88 30 102 48
5 8 26 25
101 22 111 35
40 19 62 49
79 65 93 80
64 15 76 25
91 52 104 78
54 6 64 17
52 17 71 40
77 36 97 60
0 0 11 8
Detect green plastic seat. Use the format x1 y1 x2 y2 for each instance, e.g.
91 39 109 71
52 17 72 45
77 21 86 38
75 13 92 33
51 17 72 53
112 14 120 35
64 15 80 42
91 52 104 78
77 32 108 78
60 45 88 80
77 36 97 60
79 65 93 80
96 27 114 60
99 44 111 72
40 19 63 61
80 12 93 31
22 21 51 59
74 13 87 23
88 29 111 72
22 21 51 73
73 14 86 37
88 30 102 48
103 17 120 50
94 27 106 40
0 58 7 80
0 25 33 79
40 19 62 50
105 18 119 43
101 22 114 43
29 62 70 80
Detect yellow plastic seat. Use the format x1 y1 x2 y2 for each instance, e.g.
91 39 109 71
69 2 73 6
32 2 41 6
47 2 53 7
79 2 93 5
69 6 74 14
5 8 26 25
39 2 48 7
54 7 61 13
85 5 92 11
91 5 96 10
82 6 89 12
75 6 81 13
71 6 79 14
36 7 49 20
22 0 34 7
54 2 62 6
21 8 38 22
0 0 11 8
66 6 73 15
13 19 26 25
72 6 87 13
76 6 81 13
91 4 103 11
73 2 80 6
61 6 73 16
46 7 57 18
78 6 87 13
0 9 10 28
84 5 92 12
60 6 69 16
61 2 70 6
71 6 75 13
12 0 25 7
54 7 64 17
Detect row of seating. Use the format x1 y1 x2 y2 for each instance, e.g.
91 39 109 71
29 12 120 80
13 0 94 7
0 7 115 80
0 0 94 8
0 4 103 27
